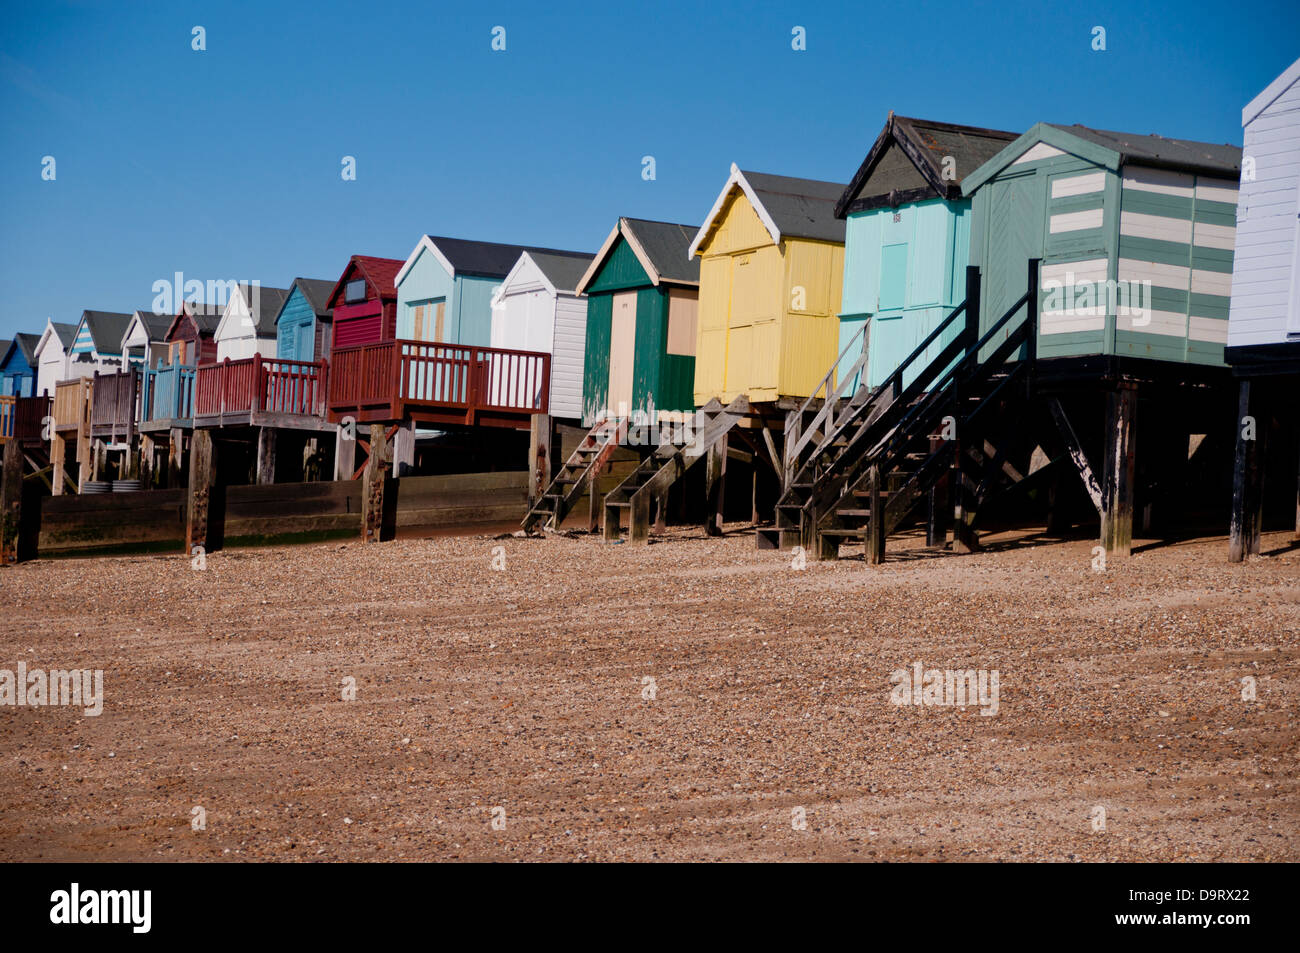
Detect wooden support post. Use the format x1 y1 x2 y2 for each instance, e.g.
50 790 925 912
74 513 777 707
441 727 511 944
334 422 356 481
655 492 667 535
1248 400 1268 557
76 425 91 491
393 418 417 479
185 429 223 555
866 464 885 566
630 492 651 543
783 408 802 489
527 413 550 506
361 423 390 543
705 432 728 536
926 434 946 546
1 438 23 564
139 434 155 488
751 466 760 526
51 433 66 497
90 438 104 482
1294 421 1300 541
1101 384 1137 559
254 427 277 485
167 427 184 489
952 445 981 554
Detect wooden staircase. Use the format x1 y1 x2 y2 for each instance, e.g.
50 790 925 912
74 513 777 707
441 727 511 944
522 416 629 533
764 262 1041 561
603 397 748 543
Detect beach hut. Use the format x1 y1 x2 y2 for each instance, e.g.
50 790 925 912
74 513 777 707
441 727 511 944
395 236 589 348
574 218 700 424
326 255 403 350
33 319 77 397
689 166 846 406
275 278 335 363
120 310 171 369
163 300 223 367
833 116 1016 389
1225 57 1300 560
962 123 1241 365
213 284 291 361
1 333 40 397
490 250 594 422
65 310 132 378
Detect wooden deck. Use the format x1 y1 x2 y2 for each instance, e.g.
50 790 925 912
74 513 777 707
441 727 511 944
193 355 333 431
89 368 139 441
140 363 196 432
328 340 550 429
52 378 92 435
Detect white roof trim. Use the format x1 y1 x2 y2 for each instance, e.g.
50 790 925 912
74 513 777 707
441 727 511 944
394 235 455 287
573 218 664 295
33 318 65 359
1243 57 1300 127
497 251 558 300
687 163 782 259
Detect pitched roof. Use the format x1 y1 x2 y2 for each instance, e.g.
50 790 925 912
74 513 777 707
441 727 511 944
691 166 845 256
228 284 291 335
0 341 11 367
835 114 1019 217
327 255 404 308
130 310 172 340
79 311 132 353
575 218 700 295
521 250 595 294
1243 57 1300 127
399 236 590 284
1045 124 1241 177
292 278 336 320
48 321 78 349
163 301 224 342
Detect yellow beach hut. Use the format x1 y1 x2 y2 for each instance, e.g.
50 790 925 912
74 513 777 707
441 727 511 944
689 165 846 406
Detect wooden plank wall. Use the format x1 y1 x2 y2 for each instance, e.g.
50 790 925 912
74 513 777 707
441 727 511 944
391 471 527 528
39 489 187 556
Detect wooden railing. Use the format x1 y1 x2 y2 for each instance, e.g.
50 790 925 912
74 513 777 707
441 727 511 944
329 340 550 424
0 395 12 442
90 369 139 439
194 354 329 420
141 363 196 423
53 378 93 433
13 395 50 442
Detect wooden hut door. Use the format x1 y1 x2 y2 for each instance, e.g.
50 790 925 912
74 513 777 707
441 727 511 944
609 290 637 415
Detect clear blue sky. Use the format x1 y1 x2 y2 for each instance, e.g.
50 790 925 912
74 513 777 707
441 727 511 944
1 0 1297 339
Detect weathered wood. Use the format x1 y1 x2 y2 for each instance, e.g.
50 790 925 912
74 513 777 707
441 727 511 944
527 413 551 506
255 427 278 485
167 427 184 489
361 423 390 543
334 422 356 482
1 439 22 563
392 418 416 478
630 490 651 543
783 407 802 488
51 433 67 497
951 443 981 554
185 429 223 554
926 435 946 546
1047 397 1103 515
139 434 155 487
866 465 885 566
1101 385 1137 558
705 432 728 536
1248 400 1267 557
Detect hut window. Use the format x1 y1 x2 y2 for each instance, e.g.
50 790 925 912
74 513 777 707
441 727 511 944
344 279 367 304
413 304 427 340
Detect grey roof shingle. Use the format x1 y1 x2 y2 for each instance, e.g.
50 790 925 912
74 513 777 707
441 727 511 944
131 310 172 340
15 332 40 364
622 219 700 284
740 171 847 243
292 278 336 321
49 321 78 348
836 115 1019 216
185 303 225 334
522 251 594 294
80 311 132 353
426 237 590 280
1047 124 1241 176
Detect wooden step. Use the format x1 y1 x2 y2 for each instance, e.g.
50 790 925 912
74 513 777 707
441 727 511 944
819 528 864 538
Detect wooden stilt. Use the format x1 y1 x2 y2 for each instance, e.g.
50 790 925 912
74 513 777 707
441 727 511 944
866 464 885 565
334 422 356 481
255 427 277 485
139 434 154 488
705 432 727 536
527 413 550 506
1 439 23 563
926 434 946 546
1249 402 1267 557
185 429 223 555
361 423 390 543
393 418 417 479
51 433 67 497
630 492 651 543
168 427 184 489
1228 381 1255 562
1101 384 1137 558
